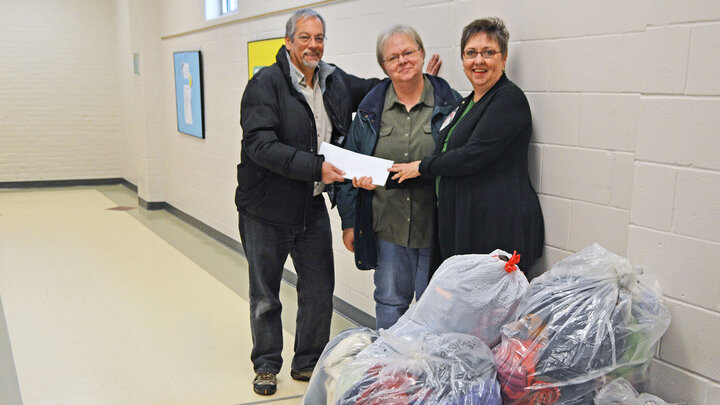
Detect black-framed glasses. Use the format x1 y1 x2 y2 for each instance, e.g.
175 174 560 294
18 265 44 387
384 48 421 65
463 49 500 60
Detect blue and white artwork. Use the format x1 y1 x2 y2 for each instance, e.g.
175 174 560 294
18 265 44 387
173 51 204 138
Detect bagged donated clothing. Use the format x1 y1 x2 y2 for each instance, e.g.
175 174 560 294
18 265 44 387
303 328 501 404
390 250 529 347
335 331 501 405
594 378 683 404
304 251 528 404
493 243 671 405
303 328 378 405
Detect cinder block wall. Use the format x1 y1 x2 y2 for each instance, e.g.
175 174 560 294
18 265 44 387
0 0 121 182
3 0 716 402
124 1 717 402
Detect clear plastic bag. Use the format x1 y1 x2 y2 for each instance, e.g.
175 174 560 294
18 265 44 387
303 251 528 404
390 250 529 347
594 378 683 405
303 329 502 404
333 331 500 404
303 327 378 405
493 243 671 405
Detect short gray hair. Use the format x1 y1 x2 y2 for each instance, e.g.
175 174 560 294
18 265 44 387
460 17 509 58
376 24 425 68
285 9 326 40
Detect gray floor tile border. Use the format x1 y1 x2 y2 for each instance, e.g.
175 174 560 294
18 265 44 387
0 178 124 189
0 296 23 405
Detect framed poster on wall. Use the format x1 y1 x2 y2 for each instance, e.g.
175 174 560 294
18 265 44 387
173 51 205 138
247 37 285 79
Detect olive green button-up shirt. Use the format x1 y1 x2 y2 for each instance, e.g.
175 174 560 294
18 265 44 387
372 77 435 248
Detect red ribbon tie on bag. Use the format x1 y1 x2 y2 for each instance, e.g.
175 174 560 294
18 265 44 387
505 250 521 272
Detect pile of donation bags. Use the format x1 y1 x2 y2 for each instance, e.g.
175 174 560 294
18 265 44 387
303 244 671 404
303 250 528 404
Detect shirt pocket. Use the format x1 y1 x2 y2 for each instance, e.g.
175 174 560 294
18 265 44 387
423 124 432 136
378 126 393 137
420 123 437 155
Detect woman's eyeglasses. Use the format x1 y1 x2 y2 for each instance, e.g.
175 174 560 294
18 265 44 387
463 49 500 60
384 48 421 66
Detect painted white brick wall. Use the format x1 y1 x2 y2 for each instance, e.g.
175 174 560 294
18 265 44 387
660 299 720 381
0 0 704 405
642 27 692 94
628 226 720 310
637 97 720 170
577 94 639 152
568 201 629 255
630 163 677 231
648 359 712 405
687 24 720 95
673 170 720 243
0 0 121 182
3 0 717 400
538 195 571 250
112 1 720 402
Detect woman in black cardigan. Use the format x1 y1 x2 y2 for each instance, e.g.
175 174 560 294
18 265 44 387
390 17 544 275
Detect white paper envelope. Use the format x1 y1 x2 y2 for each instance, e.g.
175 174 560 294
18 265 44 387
319 142 394 186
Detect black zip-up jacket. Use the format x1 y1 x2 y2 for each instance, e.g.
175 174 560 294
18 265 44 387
235 46 380 229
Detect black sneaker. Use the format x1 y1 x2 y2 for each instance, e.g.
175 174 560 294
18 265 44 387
290 369 313 381
253 372 277 395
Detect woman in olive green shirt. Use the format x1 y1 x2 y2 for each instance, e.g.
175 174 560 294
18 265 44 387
336 25 460 329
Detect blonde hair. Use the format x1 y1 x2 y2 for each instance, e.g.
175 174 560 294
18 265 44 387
376 24 425 68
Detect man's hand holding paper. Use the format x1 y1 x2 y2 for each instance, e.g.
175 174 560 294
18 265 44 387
319 142 394 186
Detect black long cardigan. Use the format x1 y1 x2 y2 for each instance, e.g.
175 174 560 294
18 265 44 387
418 74 544 274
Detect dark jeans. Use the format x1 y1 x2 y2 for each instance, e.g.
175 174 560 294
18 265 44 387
238 196 334 374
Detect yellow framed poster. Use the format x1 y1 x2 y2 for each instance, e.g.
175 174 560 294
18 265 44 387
247 37 285 79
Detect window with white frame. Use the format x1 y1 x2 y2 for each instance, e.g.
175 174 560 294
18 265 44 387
222 0 238 14
206 0 238 20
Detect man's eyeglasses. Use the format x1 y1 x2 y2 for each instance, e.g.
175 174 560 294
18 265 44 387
463 49 500 60
295 34 325 44
384 48 421 65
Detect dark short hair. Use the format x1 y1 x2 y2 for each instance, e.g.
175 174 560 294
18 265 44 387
285 9 326 40
460 17 509 58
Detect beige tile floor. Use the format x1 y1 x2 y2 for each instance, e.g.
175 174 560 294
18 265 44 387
0 185 356 405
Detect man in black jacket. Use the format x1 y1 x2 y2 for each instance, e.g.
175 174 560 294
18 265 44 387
235 9 380 396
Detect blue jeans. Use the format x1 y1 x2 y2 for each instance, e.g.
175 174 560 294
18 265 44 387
373 238 430 329
237 196 334 374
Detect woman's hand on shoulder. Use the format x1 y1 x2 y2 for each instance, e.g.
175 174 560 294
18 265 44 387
426 54 442 76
